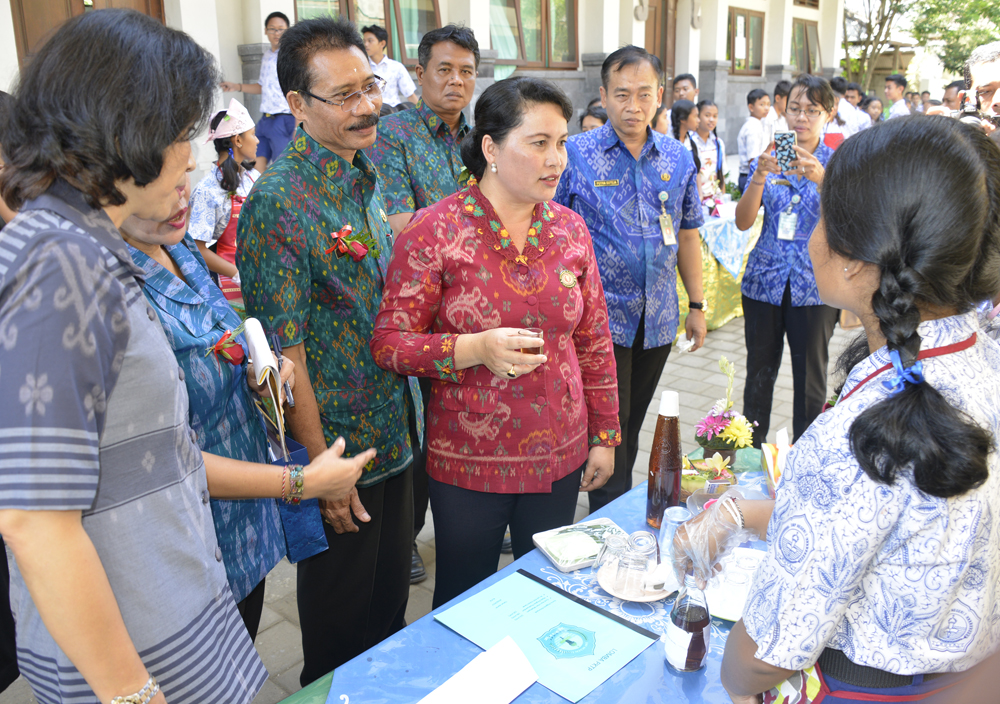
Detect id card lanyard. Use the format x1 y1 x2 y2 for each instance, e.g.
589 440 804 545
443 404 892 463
777 193 802 241
658 190 676 246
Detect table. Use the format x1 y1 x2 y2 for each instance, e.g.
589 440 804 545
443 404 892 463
279 450 766 704
676 213 762 335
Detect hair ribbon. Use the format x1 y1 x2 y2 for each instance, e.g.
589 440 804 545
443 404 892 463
881 349 924 396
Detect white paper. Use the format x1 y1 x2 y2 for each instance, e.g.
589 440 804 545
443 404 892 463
662 622 695 670
417 636 537 704
244 318 279 388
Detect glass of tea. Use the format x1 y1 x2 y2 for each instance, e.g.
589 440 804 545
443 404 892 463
520 328 544 355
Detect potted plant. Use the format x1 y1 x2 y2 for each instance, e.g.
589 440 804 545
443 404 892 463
694 356 756 464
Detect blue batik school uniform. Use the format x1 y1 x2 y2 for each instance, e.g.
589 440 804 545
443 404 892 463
740 144 840 445
128 235 285 605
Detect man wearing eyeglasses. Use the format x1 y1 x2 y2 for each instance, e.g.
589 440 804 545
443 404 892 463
237 16 419 685
221 12 294 171
367 24 479 584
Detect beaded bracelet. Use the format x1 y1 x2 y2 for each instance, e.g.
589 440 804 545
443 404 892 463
110 675 159 704
285 464 304 505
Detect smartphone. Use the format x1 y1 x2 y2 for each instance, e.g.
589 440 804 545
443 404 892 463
774 131 797 173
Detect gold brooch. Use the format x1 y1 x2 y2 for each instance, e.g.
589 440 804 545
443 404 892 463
559 270 576 288
379 208 388 222
661 173 671 182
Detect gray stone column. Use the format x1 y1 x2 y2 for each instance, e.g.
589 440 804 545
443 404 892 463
468 49 498 125
238 42 269 122
764 64 796 87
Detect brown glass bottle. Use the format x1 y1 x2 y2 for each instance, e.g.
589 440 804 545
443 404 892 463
663 574 712 671
647 390 682 529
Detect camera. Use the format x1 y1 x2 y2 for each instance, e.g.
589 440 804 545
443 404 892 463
953 89 1000 129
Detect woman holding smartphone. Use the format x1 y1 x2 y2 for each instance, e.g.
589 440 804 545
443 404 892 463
735 74 837 446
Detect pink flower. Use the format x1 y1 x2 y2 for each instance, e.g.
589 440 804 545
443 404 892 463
696 414 729 441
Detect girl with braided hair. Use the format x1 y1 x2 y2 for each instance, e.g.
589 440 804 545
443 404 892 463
674 115 1000 703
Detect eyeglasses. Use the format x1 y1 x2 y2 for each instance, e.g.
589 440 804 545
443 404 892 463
785 105 826 119
265 27 286 35
299 77 387 113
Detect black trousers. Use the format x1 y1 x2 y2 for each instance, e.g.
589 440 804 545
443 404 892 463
412 377 432 539
742 285 839 446
297 465 413 686
429 464 584 609
589 315 672 514
235 578 266 642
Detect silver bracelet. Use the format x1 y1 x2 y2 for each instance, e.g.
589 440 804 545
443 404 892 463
720 496 745 530
110 675 159 704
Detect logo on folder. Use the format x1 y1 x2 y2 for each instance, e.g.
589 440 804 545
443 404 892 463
538 623 596 659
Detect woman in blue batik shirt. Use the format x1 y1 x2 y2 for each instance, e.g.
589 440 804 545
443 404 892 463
120 177 373 640
735 74 839 446
676 116 1000 703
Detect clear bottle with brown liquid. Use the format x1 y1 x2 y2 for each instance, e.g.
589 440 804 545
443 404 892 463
646 390 682 529
663 572 711 672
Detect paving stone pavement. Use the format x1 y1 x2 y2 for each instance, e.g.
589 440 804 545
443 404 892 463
0 314 854 704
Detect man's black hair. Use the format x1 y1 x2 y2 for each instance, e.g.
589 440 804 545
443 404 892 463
601 45 662 88
886 73 907 90
946 79 966 93
746 88 768 105
846 82 862 94
265 11 290 28
361 25 388 45
829 76 848 95
774 80 792 99
673 73 696 89
418 24 480 69
277 15 366 98
921 90 931 97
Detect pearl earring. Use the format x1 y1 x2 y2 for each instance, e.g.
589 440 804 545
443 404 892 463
490 162 498 173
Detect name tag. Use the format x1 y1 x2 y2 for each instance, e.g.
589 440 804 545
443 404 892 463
593 180 620 187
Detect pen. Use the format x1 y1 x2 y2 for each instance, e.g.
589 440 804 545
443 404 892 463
270 333 296 408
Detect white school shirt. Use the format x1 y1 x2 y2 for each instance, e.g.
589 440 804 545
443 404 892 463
257 48 290 115
738 116 767 174
762 106 788 144
370 55 416 107
689 130 730 193
888 99 911 120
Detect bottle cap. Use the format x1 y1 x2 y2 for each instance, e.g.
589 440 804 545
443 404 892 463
659 390 679 417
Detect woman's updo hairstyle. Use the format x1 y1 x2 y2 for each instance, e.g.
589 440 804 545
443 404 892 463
210 111 256 194
461 77 573 181
823 116 1000 498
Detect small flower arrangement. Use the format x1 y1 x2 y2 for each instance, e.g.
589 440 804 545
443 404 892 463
695 356 756 451
206 321 247 366
325 223 378 262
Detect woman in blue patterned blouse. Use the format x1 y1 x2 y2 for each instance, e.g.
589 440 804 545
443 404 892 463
121 177 373 639
735 74 839 447
678 116 1000 703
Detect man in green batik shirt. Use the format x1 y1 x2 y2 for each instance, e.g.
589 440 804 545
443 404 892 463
236 16 417 685
367 23 479 584
369 24 479 236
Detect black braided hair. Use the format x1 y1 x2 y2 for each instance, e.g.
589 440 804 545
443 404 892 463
210 111 255 194
822 116 1000 498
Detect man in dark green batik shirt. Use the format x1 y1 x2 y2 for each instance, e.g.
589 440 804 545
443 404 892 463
236 16 417 685
369 24 479 236
367 24 480 584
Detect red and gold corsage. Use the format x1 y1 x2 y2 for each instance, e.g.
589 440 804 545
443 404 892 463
325 223 379 262
205 321 246 366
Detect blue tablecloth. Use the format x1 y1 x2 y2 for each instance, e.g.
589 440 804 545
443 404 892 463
700 215 753 280
324 466 768 704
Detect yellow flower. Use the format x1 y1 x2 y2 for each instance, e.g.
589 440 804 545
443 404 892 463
720 415 754 449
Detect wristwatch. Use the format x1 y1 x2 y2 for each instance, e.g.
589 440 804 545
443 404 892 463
688 301 706 311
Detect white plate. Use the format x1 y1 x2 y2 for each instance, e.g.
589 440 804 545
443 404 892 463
595 564 675 603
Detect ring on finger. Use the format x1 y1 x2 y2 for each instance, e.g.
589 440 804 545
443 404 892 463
506 364 517 379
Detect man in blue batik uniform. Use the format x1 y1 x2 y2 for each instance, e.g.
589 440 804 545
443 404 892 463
555 45 706 512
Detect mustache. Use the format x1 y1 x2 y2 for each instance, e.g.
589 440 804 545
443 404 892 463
348 114 379 131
